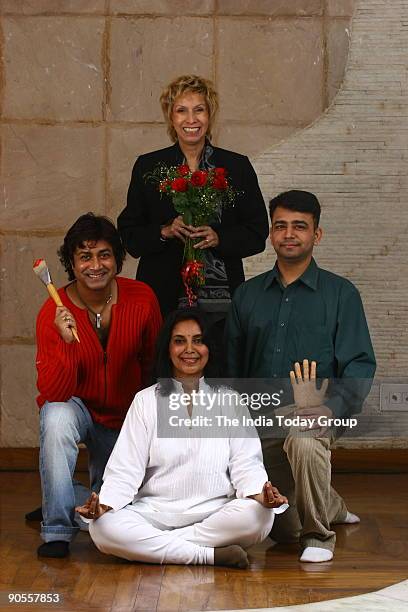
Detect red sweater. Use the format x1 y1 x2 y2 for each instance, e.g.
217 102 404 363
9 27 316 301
36 277 162 429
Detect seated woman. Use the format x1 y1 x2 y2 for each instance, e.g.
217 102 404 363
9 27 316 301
76 309 287 568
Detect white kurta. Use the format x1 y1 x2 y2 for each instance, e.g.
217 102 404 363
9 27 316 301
99 381 269 528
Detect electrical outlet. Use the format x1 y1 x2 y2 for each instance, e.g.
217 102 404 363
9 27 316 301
380 383 408 412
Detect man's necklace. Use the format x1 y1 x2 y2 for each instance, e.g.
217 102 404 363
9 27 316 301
75 285 113 329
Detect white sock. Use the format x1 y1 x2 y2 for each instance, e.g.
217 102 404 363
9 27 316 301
343 511 360 524
300 547 333 563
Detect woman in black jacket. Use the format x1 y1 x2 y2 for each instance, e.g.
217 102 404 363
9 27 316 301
118 74 268 319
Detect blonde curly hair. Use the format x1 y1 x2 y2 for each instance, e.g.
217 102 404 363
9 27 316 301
160 75 219 142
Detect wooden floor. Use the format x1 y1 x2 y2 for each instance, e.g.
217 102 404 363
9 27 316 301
1 472 407 611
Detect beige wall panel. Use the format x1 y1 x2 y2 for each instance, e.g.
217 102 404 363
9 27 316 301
1 125 105 231
217 18 324 124
217 0 323 16
0 1 106 14
107 124 168 220
0 234 66 339
2 17 104 120
215 124 301 159
326 0 355 16
110 0 214 15
108 17 213 122
0 345 38 447
327 18 352 104
120 255 138 280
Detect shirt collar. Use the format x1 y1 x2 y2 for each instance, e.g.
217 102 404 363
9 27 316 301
172 376 207 392
172 140 215 168
264 258 319 291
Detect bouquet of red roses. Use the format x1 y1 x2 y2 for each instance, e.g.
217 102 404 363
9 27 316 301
147 163 237 305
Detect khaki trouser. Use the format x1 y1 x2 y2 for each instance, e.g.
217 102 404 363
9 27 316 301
262 431 348 552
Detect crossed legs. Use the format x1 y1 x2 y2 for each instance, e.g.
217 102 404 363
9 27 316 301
90 498 274 566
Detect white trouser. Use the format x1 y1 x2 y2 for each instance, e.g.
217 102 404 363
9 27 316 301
89 498 274 565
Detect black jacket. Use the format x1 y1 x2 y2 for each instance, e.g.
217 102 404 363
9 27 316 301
118 142 269 316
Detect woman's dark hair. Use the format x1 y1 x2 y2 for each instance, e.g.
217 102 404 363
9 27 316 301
269 190 321 228
58 213 126 280
154 308 221 395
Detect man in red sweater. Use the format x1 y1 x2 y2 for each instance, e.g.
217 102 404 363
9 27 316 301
31 213 162 558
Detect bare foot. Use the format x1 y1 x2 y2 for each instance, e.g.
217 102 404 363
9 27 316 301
214 545 249 569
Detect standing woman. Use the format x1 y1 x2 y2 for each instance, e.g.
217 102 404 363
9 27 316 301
118 75 269 318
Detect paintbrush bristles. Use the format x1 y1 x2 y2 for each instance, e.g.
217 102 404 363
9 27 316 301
32 258 80 343
33 258 52 286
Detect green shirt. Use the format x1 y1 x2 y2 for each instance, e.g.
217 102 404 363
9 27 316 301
225 259 376 417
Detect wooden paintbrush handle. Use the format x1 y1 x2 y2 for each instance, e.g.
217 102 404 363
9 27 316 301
47 283 80 343
47 283 63 307
70 328 80 343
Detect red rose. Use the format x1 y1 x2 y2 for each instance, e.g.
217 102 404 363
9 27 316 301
212 176 228 190
214 167 227 177
171 177 189 192
190 170 208 187
177 164 190 177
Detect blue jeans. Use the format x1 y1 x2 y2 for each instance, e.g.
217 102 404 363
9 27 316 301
39 397 120 543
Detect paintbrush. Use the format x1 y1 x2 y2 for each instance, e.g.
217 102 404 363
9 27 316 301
33 258 80 343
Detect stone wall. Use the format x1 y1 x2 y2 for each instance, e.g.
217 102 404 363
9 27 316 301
1 0 381 447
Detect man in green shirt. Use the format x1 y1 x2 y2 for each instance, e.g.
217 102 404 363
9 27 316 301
225 190 376 563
